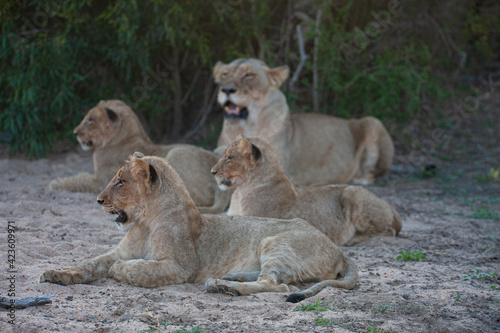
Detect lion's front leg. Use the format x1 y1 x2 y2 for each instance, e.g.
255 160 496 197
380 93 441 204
39 252 118 285
49 172 103 193
109 259 191 288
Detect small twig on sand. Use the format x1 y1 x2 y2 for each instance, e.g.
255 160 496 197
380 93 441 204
0 295 54 309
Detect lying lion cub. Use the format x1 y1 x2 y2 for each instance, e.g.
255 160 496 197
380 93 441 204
212 137 402 246
50 100 230 213
213 58 394 185
40 152 358 302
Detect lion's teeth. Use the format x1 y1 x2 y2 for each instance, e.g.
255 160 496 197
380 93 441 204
235 106 240 113
225 106 230 113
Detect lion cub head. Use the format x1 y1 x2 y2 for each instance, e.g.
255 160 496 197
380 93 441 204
213 59 289 119
73 100 148 151
211 137 264 190
97 152 161 225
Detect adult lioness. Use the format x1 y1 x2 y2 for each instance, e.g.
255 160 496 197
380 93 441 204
212 137 402 246
39 153 358 303
213 58 394 185
49 100 230 213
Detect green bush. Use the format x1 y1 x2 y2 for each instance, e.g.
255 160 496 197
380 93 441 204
1 0 498 157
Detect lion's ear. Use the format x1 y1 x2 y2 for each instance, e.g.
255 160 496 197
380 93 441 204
213 61 226 81
133 152 144 159
105 108 118 122
267 66 289 88
251 144 261 161
132 159 158 188
237 139 253 159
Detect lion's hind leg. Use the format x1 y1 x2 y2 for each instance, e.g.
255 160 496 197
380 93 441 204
352 116 393 185
49 172 103 193
205 277 289 296
340 186 402 246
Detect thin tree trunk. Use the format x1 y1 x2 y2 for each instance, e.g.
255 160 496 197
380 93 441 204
313 9 322 112
171 49 183 138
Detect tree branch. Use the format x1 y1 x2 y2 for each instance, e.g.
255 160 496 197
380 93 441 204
289 24 309 90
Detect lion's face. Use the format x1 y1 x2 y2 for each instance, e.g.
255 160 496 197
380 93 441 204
73 102 121 151
211 138 261 190
213 58 289 119
97 152 158 226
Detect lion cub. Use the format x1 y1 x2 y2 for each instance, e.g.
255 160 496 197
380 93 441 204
212 137 402 246
49 100 230 213
40 152 358 303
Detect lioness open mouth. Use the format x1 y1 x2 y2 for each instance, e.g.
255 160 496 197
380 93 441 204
84 140 93 147
110 210 127 223
221 178 231 186
223 102 248 119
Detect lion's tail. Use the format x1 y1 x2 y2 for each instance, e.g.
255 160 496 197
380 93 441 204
285 254 358 303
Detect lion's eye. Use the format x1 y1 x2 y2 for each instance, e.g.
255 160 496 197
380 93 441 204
87 118 93 124
116 179 123 186
244 73 255 79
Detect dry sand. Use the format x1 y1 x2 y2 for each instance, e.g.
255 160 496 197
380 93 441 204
0 141 499 332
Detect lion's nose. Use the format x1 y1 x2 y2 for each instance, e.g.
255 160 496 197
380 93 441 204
73 130 78 136
211 169 217 175
97 199 104 205
222 88 236 95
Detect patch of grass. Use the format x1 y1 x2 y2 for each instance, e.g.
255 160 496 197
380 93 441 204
455 292 461 301
491 285 500 290
480 234 498 253
294 300 351 328
475 168 500 183
443 186 467 196
397 250 426 261
376 305 391 313
441 209 464 217
294 300 329 312
366 326 395 333
140 323 204 333
438 171 463 184
173 327 204 333
468 205 500 220
417 164 440 179
462 269 498 280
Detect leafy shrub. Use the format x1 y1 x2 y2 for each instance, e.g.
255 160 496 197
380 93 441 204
1 0 499 157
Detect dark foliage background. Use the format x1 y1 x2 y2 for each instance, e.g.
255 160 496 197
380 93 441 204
1 0 499 157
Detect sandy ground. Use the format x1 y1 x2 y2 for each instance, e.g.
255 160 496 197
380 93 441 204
0 110 499 332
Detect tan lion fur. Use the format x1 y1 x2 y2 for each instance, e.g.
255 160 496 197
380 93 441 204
40 153 358 302
212 137 402 246
213 58 394 185
49 100 230 213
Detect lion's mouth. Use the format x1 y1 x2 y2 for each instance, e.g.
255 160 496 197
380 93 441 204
77 137 93 151
223 102 248 119
217 177 232 191
109 209 127 223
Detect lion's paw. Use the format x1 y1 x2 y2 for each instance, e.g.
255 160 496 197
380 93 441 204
39 269 79 285
205 278 239 296
49 178 64 190
352 178 373 186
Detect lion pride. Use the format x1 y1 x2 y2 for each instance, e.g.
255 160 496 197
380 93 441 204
213 58 394 185
40 152 358 303
49 100 230 214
